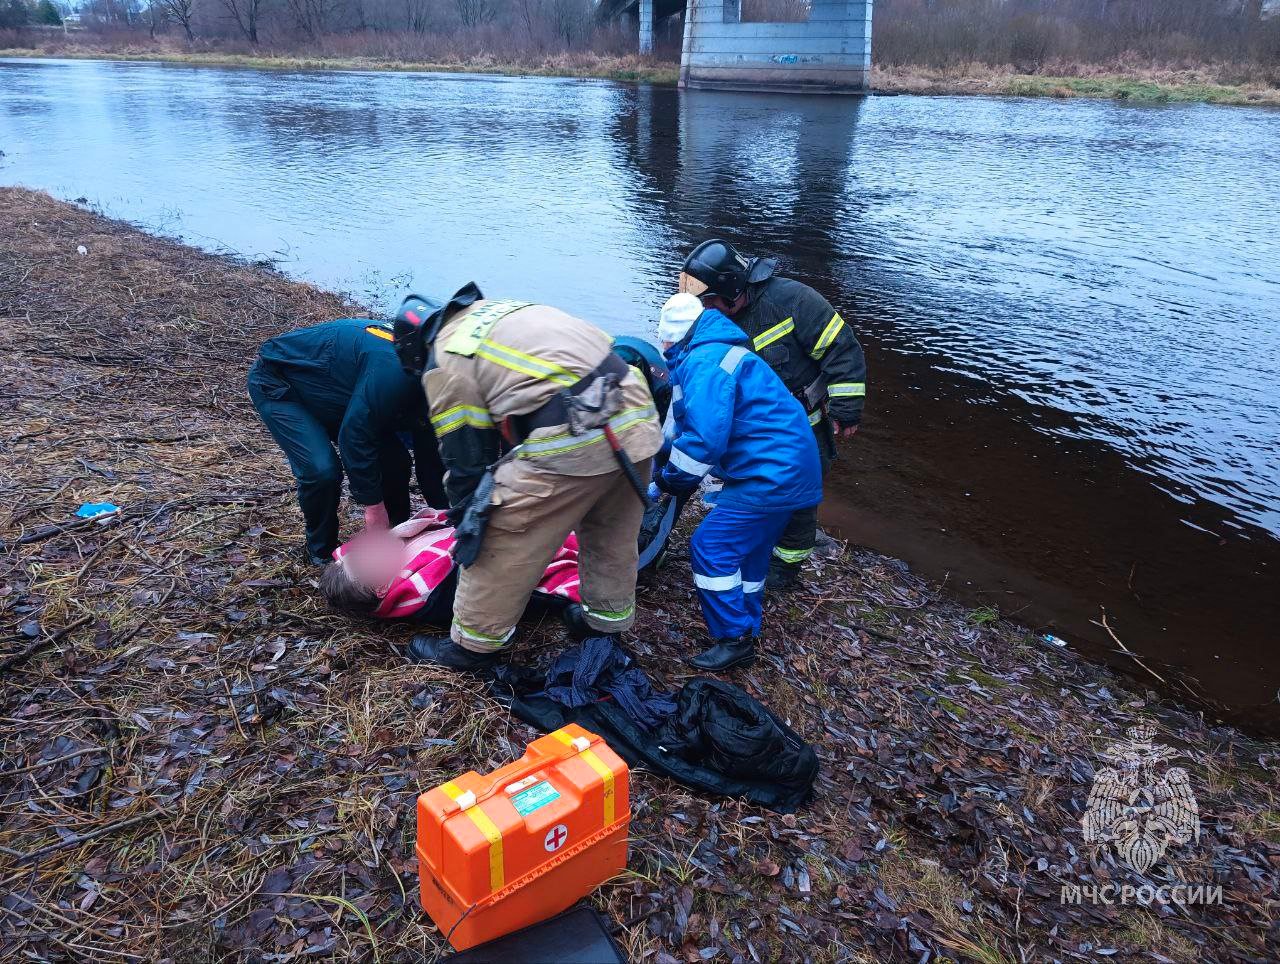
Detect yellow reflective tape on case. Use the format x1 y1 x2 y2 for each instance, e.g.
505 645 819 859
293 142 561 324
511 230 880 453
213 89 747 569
552 731 616 827
752 317 795 352
810 313 845 360
828 382 866 398
440 780 505 891
364 324 395 342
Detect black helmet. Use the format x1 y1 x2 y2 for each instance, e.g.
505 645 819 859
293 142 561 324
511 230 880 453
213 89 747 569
681 239 779 305
393 294 443 377
613 334 673 423
392 282 484 377
681 239 752 302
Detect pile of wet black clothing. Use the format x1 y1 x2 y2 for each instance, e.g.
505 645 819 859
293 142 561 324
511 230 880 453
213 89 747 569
490 637 818 813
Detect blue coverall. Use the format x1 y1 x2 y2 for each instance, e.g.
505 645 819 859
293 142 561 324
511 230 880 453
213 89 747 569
658 309 823 641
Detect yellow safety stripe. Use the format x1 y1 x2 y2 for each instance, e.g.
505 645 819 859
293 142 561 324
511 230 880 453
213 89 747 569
476 340 579 387
584 603 634 624
752 317 794 352
443 301 534 357
440 780 505 891
552 731 616 826
828 382 866 398
430 404 494 435
773 545 813 563
517 405 657 459
452 621 516 648
807 407 822 426
810 313 845 360
364 324 394 341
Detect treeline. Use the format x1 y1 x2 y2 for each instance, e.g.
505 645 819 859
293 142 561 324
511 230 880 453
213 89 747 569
36 0 649 52
2 0 1277 81
874 0 1280 75
1 0 64 27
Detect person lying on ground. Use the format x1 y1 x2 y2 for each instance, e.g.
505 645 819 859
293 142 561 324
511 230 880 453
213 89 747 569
653 293 823 672
319 508 581 626
248 319 447 566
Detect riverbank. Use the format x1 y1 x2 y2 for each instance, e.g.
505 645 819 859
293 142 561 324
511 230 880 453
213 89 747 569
4 44 1279 105
1 188 1277 962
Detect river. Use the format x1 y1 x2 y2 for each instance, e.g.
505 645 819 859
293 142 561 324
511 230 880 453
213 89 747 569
2 57 1277 732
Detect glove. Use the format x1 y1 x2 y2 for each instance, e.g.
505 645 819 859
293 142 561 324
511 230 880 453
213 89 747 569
646 481 661 502
362 502 390 531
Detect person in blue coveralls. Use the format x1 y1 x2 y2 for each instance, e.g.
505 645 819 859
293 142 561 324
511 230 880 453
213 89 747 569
652 293 823 671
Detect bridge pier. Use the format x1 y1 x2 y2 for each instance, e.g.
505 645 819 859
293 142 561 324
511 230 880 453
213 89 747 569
639 0 655 54
678 0 872 93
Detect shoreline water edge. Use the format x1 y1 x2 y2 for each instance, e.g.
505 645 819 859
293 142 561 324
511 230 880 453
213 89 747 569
2 47 1279 107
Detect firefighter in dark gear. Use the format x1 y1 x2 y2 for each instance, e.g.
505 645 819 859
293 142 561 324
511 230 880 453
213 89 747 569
248 319 446 566
394 284 664 672
680 239 866 590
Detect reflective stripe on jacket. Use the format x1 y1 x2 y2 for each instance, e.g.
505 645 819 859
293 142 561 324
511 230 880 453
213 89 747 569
733 276 867 426
659 308 822 513
424 301 664 511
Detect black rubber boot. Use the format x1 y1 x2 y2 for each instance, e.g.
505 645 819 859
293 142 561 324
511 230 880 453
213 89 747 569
687 636 757 672
561 603 595 641
407 635 501 672
765 558 801 592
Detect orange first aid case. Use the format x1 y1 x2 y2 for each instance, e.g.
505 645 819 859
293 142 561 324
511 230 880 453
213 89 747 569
416 724 630 951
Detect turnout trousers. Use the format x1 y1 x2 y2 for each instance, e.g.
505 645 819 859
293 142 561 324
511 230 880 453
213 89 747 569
691 504 798 640
451 458 654 653
773 416 836 573
248 360 413 561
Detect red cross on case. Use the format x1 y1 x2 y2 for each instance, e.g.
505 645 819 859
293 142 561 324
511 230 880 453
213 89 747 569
544 824 568 852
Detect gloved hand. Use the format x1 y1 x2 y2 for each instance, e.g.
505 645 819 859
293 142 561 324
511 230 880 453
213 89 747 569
362 502 390 531
647 481 661 502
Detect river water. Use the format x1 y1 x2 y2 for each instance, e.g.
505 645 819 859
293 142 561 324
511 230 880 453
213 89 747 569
2 58 1278 732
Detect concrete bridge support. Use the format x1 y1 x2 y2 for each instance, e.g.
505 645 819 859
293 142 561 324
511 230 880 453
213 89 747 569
639 0 655 54
678 0 872 93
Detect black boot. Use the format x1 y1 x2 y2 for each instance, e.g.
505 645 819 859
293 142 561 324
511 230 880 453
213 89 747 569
407 635 501 672
765 558 801 592
687 635 757 672
561 603 595 641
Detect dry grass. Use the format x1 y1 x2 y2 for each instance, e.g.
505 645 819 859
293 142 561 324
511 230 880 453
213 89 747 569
2 188 1278 961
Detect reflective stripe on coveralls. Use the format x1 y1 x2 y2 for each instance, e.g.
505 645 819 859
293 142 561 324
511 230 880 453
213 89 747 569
752 318 794 352
517 404 658 458
810 313 845 360
828 382 866 398
772 545 813 563
452 621 517 649
430 404 495 435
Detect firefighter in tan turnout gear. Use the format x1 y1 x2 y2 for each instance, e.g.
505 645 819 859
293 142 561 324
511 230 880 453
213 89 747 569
392 283 664 670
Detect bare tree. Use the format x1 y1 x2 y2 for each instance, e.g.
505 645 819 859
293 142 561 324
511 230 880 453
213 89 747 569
159 0 196 39
454 0 497 28
222 0 268 41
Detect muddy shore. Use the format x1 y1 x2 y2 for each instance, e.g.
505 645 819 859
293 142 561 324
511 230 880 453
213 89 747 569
1 189 1277 961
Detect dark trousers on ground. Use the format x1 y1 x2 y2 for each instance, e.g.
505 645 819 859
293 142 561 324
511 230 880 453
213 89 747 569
248 361 412 562
773 417 836 571
691 504 795 640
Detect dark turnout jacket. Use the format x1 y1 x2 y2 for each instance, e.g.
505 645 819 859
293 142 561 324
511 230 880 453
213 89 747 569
733 275 867 427
255 319 439 506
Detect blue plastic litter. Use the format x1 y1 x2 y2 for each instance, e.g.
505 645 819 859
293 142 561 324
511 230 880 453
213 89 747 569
76 502 120 519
